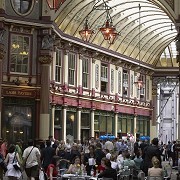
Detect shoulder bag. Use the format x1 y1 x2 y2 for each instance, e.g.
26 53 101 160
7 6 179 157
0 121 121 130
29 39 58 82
22 146 34 170
13 151 21 171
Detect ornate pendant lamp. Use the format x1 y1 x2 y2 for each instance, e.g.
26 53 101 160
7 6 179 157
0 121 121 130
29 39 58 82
79 19 95 42
99 20 115 40
79 0 119 44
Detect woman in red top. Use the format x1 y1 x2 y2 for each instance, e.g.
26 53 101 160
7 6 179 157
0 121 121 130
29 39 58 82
97 157 106 173
46 155 60 180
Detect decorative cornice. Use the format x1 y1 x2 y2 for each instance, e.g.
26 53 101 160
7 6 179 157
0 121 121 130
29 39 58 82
39 55 52 64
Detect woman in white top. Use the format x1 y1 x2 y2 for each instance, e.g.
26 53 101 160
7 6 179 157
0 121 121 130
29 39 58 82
4 144 22 179
116 151 124 169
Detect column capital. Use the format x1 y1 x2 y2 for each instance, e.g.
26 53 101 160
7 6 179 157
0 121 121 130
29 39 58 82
39 55 52 64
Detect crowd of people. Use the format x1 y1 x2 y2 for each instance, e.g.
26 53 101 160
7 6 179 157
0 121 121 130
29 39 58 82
0 136 179 180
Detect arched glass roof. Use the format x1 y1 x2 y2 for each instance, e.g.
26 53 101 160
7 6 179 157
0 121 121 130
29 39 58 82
52 0 178 67
159 41 178 67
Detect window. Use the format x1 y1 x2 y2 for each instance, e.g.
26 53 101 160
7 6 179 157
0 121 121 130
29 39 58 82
140 75 145 99
111 69 114 93
82 57 89 88
118 71 121 94
123 70 129 96
3 105 32 144
55 49 62 83
68 53 76 85
118 114 134 134
130 74 134 96
146 79 150 100
95 64 99 89
101 64 108 92
137 116 149 136
11 0 34 15
10 34 30 74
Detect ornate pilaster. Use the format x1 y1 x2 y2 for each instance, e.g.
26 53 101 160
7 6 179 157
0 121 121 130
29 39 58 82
134 114 137 141
38 49 53 140
176 30 180 139
0 27 5 139
77 108 81 141
151 82 158 126
114 113 118 137
90 110 95 137
62 106 67 142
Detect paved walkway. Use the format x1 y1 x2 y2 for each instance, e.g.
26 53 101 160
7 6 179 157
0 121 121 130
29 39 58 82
162 161 179 180
2 161 179 179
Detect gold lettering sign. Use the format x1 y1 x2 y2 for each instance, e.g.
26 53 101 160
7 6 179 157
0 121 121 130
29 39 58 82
3 90 34 97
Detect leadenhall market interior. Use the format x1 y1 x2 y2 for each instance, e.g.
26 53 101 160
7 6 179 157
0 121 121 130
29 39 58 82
0 0 179 144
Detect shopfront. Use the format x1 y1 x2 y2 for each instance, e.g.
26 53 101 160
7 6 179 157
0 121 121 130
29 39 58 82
2 97 35 144
94 111 114 139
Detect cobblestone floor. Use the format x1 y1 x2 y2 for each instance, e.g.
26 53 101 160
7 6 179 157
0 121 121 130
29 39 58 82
162 161 179 180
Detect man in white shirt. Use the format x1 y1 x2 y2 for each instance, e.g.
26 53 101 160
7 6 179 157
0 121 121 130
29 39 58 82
104 140 114 152
22 139 41 180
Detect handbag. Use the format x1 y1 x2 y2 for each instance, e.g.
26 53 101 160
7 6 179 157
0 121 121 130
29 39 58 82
13 151 21 171
39 169 46 180
13 161 21 171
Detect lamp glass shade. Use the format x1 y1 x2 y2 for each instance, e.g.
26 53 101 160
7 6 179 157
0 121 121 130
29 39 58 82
99 20 118 43
108 31 119 44
79 29 94 42
79 19 94 42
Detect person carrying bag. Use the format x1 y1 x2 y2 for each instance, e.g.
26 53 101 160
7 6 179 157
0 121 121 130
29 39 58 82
4 144 22 179
13 150 21 171
22 146 34 170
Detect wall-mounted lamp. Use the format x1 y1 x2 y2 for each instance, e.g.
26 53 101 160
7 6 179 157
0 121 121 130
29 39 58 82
14 77 21 86
26 77 32 86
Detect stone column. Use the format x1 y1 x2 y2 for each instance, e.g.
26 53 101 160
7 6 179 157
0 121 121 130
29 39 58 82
90 110 94 137
77 108 81 141
151 84 158 126
176 31 180 139
39 54 52 140
176 94 179 139
0 28 5 139
0 44 4 139
62 107 67 142
114 113 118 137
134 115 137 140
50 104 55 138
156 85 160 137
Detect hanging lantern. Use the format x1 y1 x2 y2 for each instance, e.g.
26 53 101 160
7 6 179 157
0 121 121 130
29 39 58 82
79 19 95 42
99 20 115 40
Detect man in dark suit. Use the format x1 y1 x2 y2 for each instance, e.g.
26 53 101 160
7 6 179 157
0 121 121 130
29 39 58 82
41 140 55 172
141 138 162 176
95 142 105 165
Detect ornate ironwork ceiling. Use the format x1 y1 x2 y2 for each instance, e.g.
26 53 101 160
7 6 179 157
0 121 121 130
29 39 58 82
52 0 178 67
